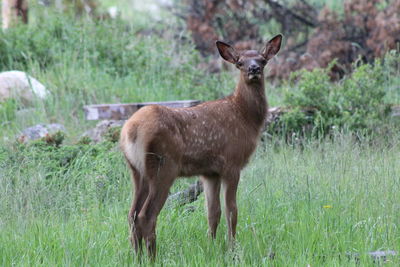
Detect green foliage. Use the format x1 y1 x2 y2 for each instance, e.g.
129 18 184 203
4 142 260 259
286 68 332 109
0 15 138 74
278 107 310 136
8 140 111 180
0 99 17 124
1 140 124 217
3 18 119 72
0 10 228 141
335 61 391 131
269 58 395 138
103 126 122 143
43 131 66 147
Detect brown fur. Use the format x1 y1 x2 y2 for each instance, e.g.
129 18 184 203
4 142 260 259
120 34 282 259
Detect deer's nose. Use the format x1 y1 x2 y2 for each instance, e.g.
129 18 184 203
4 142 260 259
249 64 261 74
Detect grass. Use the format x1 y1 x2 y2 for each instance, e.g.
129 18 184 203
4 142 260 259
1 135 399 266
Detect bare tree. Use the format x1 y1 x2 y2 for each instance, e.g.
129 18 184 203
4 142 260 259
2 0 28 30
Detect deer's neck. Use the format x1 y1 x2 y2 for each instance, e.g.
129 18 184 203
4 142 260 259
232 76 268 131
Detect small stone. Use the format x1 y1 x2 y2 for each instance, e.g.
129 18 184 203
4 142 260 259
18 123 66 143
81 120 125 143
368 250 397 263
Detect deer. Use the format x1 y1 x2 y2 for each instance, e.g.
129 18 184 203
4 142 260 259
120 34 282 259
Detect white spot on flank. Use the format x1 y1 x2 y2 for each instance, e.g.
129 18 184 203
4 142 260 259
124 134 146 177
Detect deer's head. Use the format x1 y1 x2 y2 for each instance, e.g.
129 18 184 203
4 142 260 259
216 35 282 84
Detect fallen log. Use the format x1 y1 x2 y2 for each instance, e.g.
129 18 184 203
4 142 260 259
391 105 400 117
84 100 285 123
166 180 203 207
83 100 201 120
84 101 400 123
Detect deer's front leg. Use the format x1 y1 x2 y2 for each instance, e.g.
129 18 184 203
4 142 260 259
222 171 240 243
201 176 221 238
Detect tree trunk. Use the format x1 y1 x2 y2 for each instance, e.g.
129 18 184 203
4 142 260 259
2 0 28 30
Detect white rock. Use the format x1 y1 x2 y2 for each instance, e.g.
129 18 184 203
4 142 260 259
0 71 49 104
107 6 119 19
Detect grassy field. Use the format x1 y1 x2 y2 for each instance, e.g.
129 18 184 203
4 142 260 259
1 2 400 266
1 135 399 266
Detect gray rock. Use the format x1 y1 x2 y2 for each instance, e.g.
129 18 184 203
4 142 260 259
18 123 65 143
82 120 125 143
346 250 397 263
368 250 397 262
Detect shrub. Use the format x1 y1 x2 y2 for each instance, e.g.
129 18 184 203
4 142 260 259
268 56 395 138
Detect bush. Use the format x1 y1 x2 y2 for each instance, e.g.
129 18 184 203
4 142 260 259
268 56 396 138
334 61 391 131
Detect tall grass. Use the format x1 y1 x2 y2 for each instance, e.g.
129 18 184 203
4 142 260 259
0 135 399 266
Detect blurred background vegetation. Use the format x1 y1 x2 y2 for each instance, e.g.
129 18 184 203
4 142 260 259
0 0 399 142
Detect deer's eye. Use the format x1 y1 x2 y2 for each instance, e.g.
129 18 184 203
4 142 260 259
236 61 243 67
260 58 267 65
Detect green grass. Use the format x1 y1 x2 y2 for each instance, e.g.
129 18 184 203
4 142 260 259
1 135 399 266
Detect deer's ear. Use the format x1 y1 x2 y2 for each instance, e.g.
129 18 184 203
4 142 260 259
261 34 282 60
216 41 239 64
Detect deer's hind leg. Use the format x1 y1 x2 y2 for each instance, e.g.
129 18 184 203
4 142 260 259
134 154 178 259
127 163 149 254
